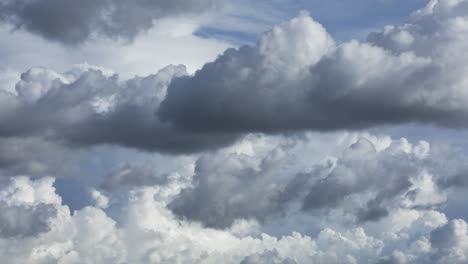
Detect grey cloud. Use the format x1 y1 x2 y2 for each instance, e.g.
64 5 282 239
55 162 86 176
430 219 462 248
377 254 408 264
2 0 468 158
0 65 240 155
0 136 81 177
169 135 449 228
100 162 169 191
0 202 57 238
435 151 468 190
437 170 468 189
241 249 297 264
299 138 420 222
4 1 468 262
0 149 462 263
169 146 291 228
159 0 468 134
430 219 468 263
0 0 221 44
426 143 468 191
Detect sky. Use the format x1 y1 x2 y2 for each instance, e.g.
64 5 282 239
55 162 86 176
1 0 468 263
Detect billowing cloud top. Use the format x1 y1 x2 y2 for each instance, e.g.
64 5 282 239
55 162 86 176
160 1 468 132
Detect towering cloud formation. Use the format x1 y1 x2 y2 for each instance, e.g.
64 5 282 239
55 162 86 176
160 0 468 133
0 0 221 44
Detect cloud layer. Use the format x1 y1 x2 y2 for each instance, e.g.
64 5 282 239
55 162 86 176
160 0 468 133
0 65 239 155
0 0 221 44
0 0 466 156
2 1 468 263
1 133 468 263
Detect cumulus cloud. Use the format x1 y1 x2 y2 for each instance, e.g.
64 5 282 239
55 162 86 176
168 133 452 228
2 2 468 262
0 0 467 158
159 0 468 133
0 136 84 177
430 219 468 263
0 0 221 44
241 249 297 264
300 138 439 222
0 64 240 155
0 162 459 263
0 176 61 240
91 189 109 209
0 202 56 238
100 162 171 191
170 142 293 228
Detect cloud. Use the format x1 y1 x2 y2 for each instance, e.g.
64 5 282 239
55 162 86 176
0 64 240 155
0 171 453 263
0 202 56 238
91 189 109 209
241 249 297 264
0 0 221 44
0 176 61 239
1 1 468 158
300 138 434 222
2 1 468 263
169 133 449 228
0 136 72 176
100 162 171 191
169 141 293 228
0 133 467 263
159 0 468 134
0 19 232 80
430 219 468 263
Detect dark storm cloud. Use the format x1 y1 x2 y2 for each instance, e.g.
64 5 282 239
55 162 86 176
0 0 221 44
158 1 468 134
